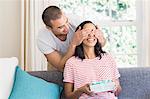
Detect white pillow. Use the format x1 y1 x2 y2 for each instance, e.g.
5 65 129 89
0 57 18 99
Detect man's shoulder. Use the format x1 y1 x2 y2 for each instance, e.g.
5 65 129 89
38 27 50 36
37 27 56 47
37 27 57 54
38 27 53 40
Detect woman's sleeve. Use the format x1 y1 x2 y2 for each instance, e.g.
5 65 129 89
109 54 120 79
63 58 74 83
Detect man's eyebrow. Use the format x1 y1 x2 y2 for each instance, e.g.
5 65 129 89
57 18 68 28
58 25 65 28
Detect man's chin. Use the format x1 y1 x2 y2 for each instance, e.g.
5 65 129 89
60 37 67 41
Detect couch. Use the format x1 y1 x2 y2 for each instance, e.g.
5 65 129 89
29 67 150 99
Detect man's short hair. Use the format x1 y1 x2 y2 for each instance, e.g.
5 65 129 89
42 6 62 27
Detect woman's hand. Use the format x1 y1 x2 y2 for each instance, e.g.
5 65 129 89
78 84 95 97
114 84 122 96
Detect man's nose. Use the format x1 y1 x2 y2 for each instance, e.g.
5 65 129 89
63 24 69 33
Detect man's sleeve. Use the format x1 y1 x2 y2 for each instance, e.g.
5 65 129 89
36 30 56 54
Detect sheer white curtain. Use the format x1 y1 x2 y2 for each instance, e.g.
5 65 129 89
138 0 150 67
141 0 150 67
20 0 47 71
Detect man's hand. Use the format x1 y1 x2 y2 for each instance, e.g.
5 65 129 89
71 27 90 46
94 25 106 47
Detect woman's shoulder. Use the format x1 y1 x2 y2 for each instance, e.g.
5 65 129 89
66 56 81 63
65 56 82 69
67 56 76 61
102 53 115 59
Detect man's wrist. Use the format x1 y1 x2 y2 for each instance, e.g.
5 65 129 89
70 42 77 48
66 42 76 56
99 37 106 47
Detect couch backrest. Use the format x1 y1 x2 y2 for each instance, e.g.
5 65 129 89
118 67 150 99
29 67 150 99
29 70 63 86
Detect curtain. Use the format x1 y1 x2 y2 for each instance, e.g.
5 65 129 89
142 0 150 67
20 0 47 71
138 0 150 67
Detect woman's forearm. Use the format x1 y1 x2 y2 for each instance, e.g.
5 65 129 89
65 88 84 99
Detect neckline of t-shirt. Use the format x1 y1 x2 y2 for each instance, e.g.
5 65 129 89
47 28 70 44
83 57 99 61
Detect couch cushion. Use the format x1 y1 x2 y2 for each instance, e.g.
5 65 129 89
0 57 18 99
9 66 62 99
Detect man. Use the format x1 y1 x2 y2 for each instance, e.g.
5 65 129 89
37 6 106 72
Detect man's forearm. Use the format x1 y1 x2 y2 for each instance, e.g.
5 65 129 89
59 43 76 71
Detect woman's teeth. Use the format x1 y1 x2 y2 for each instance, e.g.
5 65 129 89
87 38 95 42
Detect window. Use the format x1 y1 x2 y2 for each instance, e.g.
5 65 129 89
45 0 137 68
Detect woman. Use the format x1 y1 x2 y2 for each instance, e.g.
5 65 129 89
63 21 122 99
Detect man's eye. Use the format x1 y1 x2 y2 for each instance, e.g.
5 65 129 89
58 26 63 29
